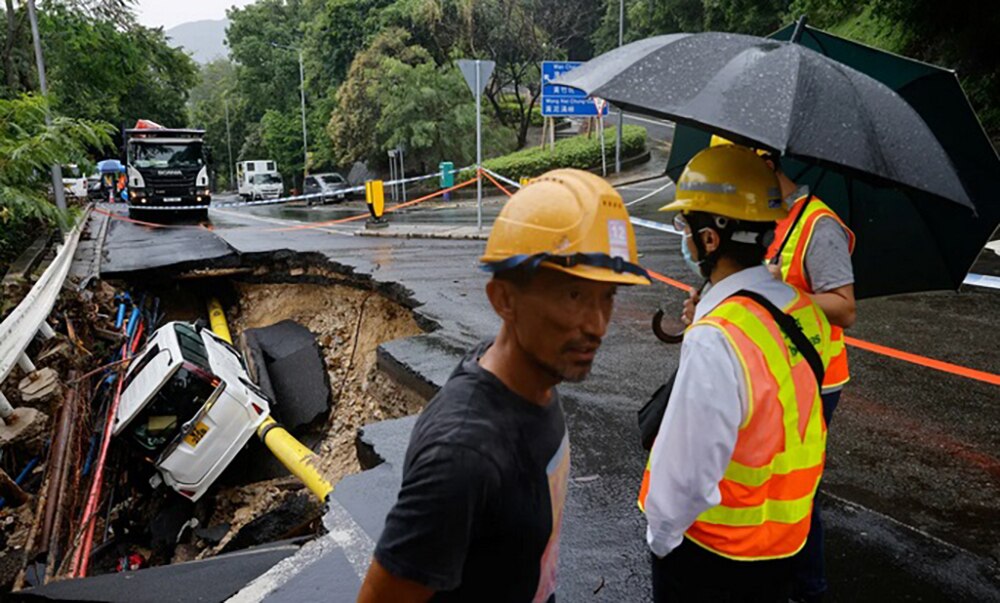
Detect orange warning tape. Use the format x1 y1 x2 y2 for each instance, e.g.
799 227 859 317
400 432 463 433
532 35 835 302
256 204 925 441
646 270 1000 387
843 336 1000 386
481 168 513 197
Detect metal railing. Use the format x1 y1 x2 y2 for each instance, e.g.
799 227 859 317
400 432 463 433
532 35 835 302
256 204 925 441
0 210 87 421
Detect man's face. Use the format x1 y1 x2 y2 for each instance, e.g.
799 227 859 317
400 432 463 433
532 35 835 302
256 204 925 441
504 268 617 383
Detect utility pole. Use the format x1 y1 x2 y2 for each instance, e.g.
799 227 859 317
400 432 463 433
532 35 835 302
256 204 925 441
26 0 67 214
270 42 309 189
614 0 624 174
475 60 483 230
297 48 308 184
224 95 235 192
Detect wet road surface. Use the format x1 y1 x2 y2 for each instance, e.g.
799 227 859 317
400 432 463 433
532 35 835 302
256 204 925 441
88 174 1000 601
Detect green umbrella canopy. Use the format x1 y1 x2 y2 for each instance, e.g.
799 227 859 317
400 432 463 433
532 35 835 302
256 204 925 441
666 23 1000 298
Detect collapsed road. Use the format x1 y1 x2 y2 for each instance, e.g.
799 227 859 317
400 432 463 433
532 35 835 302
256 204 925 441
5 197 1000 601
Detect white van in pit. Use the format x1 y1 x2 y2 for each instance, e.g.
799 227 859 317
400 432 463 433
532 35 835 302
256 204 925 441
112 321 271 501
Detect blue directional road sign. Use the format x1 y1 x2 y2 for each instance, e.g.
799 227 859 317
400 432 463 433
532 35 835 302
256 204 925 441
541 61 609 117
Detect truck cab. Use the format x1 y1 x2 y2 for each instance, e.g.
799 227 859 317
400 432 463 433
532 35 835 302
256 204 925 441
113 321 271 501
126 126 211 219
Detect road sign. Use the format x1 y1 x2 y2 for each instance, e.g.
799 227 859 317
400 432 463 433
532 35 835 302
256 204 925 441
541 61 609 117
457 59 496 230
457 59 495 96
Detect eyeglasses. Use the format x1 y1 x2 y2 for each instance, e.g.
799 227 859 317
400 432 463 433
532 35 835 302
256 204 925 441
672 213 688 232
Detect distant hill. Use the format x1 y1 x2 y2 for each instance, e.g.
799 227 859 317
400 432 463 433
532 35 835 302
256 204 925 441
165 19 229 64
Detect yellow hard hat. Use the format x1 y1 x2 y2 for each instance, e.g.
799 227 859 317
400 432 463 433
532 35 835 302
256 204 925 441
481 169 650 285
660 144 786 222
710 134 770 157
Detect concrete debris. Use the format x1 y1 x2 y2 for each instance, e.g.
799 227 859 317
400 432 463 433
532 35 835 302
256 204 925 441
0 407 49 448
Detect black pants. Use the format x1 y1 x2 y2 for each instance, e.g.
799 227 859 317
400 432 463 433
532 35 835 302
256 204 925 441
651 538 793 602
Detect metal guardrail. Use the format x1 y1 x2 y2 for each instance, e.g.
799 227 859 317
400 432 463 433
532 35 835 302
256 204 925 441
0 211 87 419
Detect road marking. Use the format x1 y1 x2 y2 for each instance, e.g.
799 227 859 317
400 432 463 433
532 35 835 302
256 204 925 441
624 114 676 128
986 240 1000 256
624 181 675 207
210 208 353 236
229 498 375 602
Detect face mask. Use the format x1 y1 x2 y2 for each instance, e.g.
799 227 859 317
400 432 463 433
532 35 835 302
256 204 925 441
681 233 703 277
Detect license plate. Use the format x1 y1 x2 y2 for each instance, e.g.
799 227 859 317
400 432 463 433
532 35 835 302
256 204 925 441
164 197 181 202
184 422 210 448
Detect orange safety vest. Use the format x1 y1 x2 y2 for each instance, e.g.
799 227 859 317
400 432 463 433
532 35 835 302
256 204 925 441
638 289 832 561
768 195 855 391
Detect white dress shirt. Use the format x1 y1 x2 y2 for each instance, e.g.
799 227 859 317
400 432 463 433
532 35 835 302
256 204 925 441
645 265 797 557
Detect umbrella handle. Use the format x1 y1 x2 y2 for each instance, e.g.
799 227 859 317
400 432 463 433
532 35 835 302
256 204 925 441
652 309 685 344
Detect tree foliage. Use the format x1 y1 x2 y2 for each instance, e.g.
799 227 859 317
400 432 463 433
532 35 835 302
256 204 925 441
0 94 113 223
2 3 197 129
327 28 514 171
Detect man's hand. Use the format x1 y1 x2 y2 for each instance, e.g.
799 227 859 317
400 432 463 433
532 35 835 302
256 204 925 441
767 262 782 279
681 288 700 325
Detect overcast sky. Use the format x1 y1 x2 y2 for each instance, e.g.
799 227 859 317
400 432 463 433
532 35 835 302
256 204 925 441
135 0 256 30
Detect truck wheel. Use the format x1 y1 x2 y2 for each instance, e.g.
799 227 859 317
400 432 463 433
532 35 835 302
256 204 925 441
128 207 144 221
194 208 209 221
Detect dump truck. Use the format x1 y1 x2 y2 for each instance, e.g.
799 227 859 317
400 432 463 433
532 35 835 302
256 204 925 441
125 120 211 219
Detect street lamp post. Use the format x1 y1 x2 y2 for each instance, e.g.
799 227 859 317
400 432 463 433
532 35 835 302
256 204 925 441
270 42 309 188
26 0 67 214
223 95 235 192
614 0 624 174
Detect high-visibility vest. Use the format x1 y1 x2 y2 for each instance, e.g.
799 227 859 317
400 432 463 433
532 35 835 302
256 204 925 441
639 289 832 561
768 195 855 390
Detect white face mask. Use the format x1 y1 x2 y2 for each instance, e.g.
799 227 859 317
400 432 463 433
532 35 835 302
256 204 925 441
681 233 704 277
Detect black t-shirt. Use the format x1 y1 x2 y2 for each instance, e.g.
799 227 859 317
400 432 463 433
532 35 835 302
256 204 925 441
374 342 570 602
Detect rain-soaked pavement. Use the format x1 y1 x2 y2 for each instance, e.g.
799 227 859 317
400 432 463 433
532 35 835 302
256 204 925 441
63 179 1000 601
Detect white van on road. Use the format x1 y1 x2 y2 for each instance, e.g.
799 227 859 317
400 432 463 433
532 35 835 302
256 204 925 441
236 160 283 200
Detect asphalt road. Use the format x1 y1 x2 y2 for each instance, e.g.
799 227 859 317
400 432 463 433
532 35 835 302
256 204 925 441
85 173 1000 601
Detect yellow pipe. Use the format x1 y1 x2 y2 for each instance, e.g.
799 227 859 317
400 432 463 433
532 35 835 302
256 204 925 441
257 417 334 502
207 297 232 344
207 296 332 502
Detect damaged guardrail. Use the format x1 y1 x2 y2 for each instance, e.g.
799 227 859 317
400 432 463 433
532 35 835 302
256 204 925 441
0 211 87 426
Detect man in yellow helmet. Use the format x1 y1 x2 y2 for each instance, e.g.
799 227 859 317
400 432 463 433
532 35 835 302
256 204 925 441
358 169 648 603
639 145 833 602
706 135 857 602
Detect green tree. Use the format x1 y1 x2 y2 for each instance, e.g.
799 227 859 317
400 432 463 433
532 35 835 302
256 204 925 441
0 94 113 223
260 108 307 188
328 28 514 170
188 59 242 189
2 3 197 128
226 0 307 121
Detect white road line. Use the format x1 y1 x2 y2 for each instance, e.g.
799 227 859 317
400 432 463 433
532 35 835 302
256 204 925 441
624 114 676 128
210 207 354 236
624 181 675 207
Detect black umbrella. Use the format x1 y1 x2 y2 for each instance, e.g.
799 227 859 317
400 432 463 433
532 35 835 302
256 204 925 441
558 27 1000 297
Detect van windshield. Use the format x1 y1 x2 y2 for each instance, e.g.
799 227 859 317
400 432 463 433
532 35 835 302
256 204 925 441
130 364 218 454
252 173 282 185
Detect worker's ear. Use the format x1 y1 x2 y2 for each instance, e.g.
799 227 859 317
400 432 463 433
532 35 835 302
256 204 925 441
700 228 721 255
486 278 518 322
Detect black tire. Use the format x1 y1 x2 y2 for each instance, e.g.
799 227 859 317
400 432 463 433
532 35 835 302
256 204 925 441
128 207 144 221
193 208 209 221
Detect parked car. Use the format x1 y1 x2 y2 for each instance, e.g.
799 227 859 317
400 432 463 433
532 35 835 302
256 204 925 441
303 172 351 204
113 321 271 501
61 164 89 199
